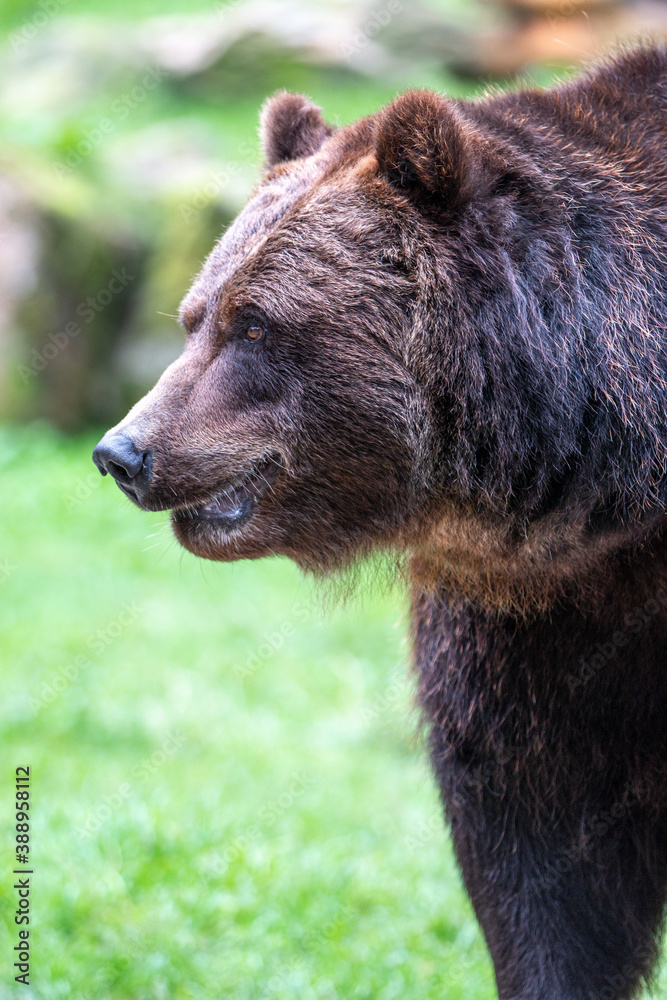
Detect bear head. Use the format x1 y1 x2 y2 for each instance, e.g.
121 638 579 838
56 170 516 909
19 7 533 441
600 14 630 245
93 87 658 600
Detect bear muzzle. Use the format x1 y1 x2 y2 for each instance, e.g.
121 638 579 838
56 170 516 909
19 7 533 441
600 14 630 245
93 426 285 542
171 453 282 532
92 432 153 507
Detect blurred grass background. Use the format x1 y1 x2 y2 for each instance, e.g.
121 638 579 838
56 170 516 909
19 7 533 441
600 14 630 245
2 1 667 997
0 426 494 999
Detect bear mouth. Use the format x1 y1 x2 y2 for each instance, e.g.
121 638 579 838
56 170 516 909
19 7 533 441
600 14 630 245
172 454 282 531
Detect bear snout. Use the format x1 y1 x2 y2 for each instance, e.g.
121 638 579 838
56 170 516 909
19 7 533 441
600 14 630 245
92 432 153 507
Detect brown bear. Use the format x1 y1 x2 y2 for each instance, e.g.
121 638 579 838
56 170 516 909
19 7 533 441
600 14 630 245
93 45 667 1000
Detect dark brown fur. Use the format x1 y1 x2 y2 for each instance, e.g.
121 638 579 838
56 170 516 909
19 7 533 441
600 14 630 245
95 46 667 999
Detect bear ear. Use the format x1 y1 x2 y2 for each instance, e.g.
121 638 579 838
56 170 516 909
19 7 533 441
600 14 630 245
260 92 334 169
374 89 490 208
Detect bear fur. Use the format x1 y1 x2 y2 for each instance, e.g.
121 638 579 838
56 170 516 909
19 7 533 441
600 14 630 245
94 45 667 1000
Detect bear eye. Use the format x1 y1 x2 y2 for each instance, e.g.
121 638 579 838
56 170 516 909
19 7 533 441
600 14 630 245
244 324 266 344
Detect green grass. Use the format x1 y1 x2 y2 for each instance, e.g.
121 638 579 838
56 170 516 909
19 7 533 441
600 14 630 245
0 426 494 999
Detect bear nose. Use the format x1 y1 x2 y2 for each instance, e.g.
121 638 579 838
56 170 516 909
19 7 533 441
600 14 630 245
92 432 153 504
